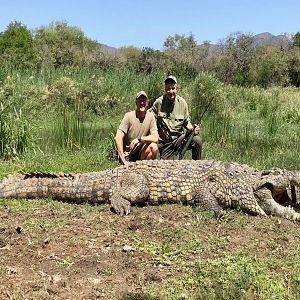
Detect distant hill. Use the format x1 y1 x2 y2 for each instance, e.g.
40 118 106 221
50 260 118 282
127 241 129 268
204 32 292 55
252 32 291 47
99 32 292 54
100 43 118 55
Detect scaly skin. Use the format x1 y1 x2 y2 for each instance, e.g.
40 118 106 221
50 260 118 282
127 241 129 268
0 160 299 220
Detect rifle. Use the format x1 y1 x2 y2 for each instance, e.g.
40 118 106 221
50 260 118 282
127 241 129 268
176 98 214 160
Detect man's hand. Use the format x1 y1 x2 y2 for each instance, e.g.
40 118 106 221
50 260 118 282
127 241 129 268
193 124 202 135
129 138 140 151
123 160 130 166
187 123 201 135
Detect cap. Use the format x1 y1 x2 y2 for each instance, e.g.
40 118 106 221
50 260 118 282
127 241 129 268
164 75 177 84
136 90 148 100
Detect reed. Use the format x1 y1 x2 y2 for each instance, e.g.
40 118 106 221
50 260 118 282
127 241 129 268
0 103 31 159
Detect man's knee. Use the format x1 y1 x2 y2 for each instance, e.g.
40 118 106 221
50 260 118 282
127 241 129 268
149 142 158 154
146 142 158 158
141 142 158 160
191 135 202 160
192 135 202 147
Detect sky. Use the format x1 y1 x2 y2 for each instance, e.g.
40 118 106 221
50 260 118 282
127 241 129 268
0 0 299 50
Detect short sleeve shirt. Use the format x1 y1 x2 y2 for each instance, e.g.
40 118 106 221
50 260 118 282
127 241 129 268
150 95 191 142
118 110 157 152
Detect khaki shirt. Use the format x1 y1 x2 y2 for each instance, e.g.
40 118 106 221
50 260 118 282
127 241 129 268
118 110 157 152
150 95 191 142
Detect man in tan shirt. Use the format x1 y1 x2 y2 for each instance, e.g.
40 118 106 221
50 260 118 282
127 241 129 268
150 75 202 160
115 91 159 165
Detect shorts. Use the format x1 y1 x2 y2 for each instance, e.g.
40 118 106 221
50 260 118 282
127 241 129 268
120 143 144 163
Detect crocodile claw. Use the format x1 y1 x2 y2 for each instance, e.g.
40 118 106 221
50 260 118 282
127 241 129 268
110 196 131 216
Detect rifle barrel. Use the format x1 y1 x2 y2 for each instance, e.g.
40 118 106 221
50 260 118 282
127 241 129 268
177 97 214 159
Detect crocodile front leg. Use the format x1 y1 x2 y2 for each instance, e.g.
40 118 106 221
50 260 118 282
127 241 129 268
193 189 223 219
110 193 132 216
110 172 149 216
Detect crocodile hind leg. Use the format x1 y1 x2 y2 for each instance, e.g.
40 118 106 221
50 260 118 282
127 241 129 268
255 187 300 221
110 172 149 216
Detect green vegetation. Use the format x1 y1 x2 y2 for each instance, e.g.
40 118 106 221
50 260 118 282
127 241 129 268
1 21 300 87
0 67 299 170
0 20 300 299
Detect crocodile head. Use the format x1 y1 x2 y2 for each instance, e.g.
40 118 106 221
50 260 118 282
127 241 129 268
255 169 300 205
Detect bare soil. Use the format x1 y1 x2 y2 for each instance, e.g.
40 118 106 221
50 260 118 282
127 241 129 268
0 200 299 299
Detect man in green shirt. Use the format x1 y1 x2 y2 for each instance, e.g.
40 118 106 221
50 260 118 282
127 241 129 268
150 75 202 160
115 91 159 166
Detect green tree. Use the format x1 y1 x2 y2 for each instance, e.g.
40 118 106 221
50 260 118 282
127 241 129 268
288 47 300 87
0 21 37 67
163 33 200 77
249 45 290 87
293 32 300 48
214 32 255 85
34 21 98 67
118 46 141 70
136 47 166 73
164 33 197 51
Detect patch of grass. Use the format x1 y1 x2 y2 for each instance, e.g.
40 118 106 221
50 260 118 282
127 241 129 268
69 235 87 247
148 252 300 300
120 292 161 300
160 227 186 242
132 233 203 268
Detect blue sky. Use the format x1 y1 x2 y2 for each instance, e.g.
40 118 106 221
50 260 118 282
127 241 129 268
1 0 299 50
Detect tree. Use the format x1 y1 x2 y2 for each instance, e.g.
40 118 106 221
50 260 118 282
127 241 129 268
136 47 166 73
288 47 300 87
164 33 197 51
118 46 141 70
0 21 37 66
163 33 200 77
34 21 97 67
249 45 290 87
214 32 255 85
293 32 300 48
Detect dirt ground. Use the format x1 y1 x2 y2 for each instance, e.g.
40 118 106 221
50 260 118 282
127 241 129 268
0 199 299 300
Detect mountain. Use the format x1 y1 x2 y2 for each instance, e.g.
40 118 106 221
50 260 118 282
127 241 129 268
252 32 291 48
98 32 292 54
100 43 118 55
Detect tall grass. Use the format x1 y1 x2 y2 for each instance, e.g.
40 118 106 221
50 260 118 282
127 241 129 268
0 66 299 169
0 102 31 159
51 106 95 150
190 73 300 169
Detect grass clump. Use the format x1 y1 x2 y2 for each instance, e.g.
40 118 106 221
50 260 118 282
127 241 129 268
0 102 31 159
147 252 300 300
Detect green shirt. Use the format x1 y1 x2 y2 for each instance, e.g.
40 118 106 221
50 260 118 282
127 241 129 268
150 95 191 142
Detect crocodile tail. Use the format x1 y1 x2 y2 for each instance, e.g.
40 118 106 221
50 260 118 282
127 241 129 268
0 172 74 199
0 171 111 205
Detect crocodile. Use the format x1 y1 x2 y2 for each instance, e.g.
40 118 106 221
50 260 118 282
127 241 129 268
0 160 299 220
